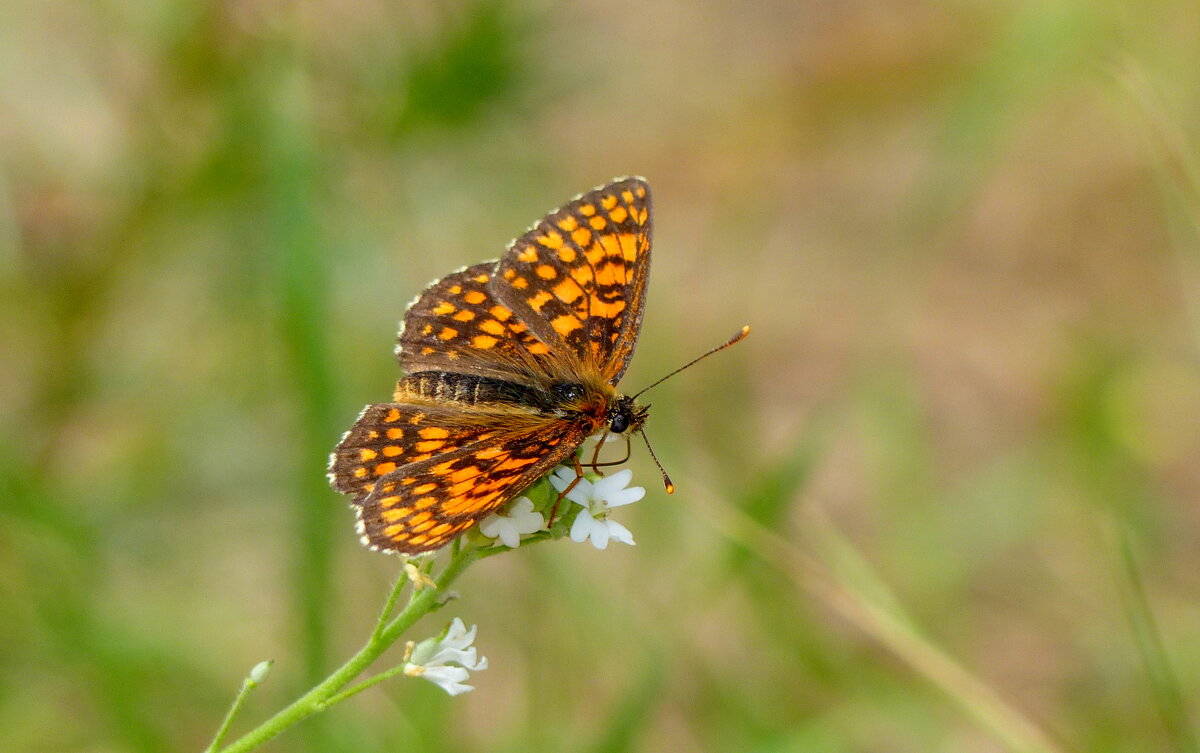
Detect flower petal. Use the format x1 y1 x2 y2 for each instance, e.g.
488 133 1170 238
551 466 596 506
478 514 508 541
549 466 575 491
570 510 595 543
605 519 636 546
511 497 534 515
421 665 474 696
604 484 645 508
590 523 611 550
512 506 545 534
442 618 475 649
427 645 475 668
479 497 543 548
593 469 633 499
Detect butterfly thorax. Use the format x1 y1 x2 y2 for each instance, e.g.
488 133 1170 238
548 381 648 436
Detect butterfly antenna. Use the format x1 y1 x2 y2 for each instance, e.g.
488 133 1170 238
638 429 675 494
632 325 750 399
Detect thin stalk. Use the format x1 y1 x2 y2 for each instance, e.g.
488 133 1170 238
689 482 1067 753
319 664 412 710
204 666 268 753
1115 527 1198 753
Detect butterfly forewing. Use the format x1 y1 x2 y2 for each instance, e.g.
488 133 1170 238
491 178 651 384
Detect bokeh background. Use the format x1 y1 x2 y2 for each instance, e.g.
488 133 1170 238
3 1 1200 751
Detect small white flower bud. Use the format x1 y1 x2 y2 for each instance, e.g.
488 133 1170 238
249 660 273 685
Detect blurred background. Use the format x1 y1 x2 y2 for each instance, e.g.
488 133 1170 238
3 1 1200 751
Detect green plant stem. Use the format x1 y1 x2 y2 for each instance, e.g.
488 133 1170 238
372 571 411 640
319 663 412 709
1116 527 1199 753
214 546 488 753
204 672 262 753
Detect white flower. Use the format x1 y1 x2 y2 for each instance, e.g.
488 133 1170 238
571 509 635 550
404 617 488 696
479 497 544 548
549 467 644 550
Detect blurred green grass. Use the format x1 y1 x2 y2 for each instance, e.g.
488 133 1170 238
3 1 1200 751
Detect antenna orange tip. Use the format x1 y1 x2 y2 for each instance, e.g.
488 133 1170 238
665 482 676 494
727 325 750 346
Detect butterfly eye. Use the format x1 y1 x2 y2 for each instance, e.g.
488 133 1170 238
552 383 582 402
609 411 630 434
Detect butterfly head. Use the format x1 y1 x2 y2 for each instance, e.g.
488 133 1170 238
549 381 647 435
608 394 648 435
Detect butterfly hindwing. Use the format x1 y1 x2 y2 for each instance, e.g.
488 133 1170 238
395 263 563 381
330 402 495 502
330 400 586 553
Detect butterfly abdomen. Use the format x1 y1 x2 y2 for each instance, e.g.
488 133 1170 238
395 371 556 411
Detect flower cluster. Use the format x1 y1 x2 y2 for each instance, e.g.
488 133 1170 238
479 465 645 551
445 462 643 699
549 467 644 550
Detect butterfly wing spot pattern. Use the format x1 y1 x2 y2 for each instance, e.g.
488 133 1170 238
329 178 654 554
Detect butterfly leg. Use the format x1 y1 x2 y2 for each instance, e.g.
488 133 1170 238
546 455 587 527
585 434 633 471
587 430 610 474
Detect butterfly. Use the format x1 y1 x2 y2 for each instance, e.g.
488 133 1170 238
328 178 657 554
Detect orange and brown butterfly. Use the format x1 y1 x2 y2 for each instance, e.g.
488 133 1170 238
328 177 659 555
